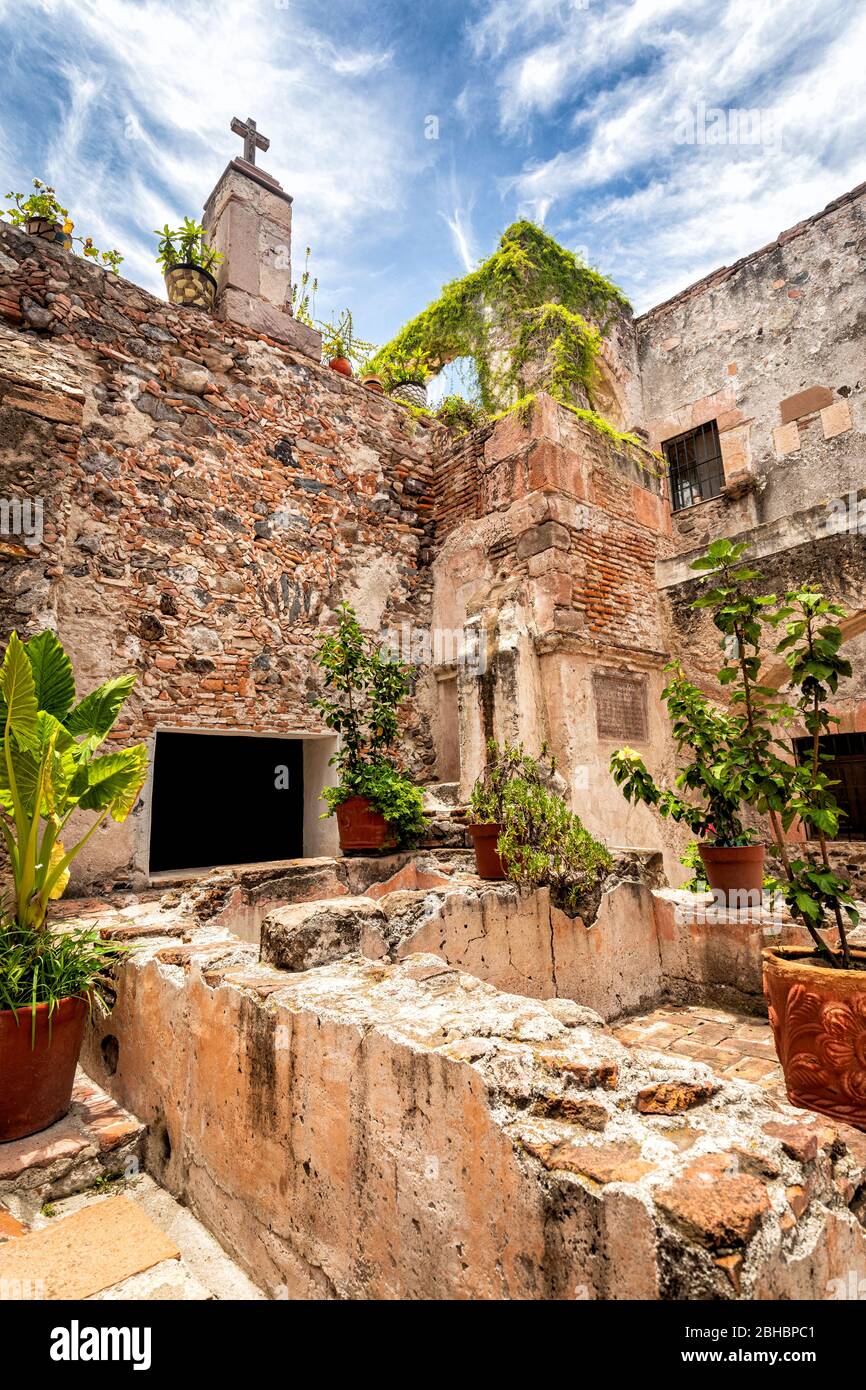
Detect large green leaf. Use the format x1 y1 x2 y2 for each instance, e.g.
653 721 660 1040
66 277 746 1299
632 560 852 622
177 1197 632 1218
0 633 38 752
64 673 137 744
24 630 75 720
77 744 148 821
0 713 75 819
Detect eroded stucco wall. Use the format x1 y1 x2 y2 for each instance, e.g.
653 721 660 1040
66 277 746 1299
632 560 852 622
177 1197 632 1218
636 183 865 548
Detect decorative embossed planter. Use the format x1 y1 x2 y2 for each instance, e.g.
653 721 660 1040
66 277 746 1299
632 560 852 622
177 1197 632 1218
390 381 427 409
164 263 218 312
763 946 866 1131
328 357 353 378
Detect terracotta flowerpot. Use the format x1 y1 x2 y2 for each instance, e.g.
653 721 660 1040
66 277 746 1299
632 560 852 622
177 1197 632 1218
329 357 353 378
361 374 385 393
25 216 71 248
763 946 866 1131
698 843 765 908
336 795 394 853
390 381 427 409
0 996 88 1142
164 262 218 311
469 822 507 880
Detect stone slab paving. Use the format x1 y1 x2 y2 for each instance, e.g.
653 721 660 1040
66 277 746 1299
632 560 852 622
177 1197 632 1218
612 1002 786 1095
0 1071 144 1212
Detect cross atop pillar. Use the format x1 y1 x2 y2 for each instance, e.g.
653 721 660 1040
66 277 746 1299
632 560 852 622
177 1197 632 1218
230 115 269 166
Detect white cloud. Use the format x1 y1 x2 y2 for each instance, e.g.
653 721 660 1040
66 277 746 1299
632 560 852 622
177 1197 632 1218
471 0 866 308
439 205 478 272
0 0 418 298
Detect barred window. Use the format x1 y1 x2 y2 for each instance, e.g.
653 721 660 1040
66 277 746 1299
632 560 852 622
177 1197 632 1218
663 420 725 512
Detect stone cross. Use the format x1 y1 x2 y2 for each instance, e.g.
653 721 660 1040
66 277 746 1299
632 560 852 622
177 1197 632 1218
230 116 270 166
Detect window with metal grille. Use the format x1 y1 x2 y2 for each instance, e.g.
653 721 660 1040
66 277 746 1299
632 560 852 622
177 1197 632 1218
663 420 725 512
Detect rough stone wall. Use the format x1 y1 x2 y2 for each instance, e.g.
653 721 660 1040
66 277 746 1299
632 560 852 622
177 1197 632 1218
637 182 865 546
659 512 866 711
0 224 438 886
259 875 772 1020
79 905 866 1301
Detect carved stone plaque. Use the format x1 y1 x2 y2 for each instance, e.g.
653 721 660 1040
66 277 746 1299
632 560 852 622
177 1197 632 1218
593 671 648 741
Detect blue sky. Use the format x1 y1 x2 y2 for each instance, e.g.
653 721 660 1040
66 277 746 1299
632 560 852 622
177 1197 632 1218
1 0 864 367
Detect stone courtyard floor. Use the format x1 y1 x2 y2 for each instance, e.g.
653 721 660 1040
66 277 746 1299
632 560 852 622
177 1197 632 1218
613 1002 785 1097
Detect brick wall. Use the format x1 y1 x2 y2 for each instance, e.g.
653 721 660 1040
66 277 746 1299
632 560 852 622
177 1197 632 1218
431 419 493 540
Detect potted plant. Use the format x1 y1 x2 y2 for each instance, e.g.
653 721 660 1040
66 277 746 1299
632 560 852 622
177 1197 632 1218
610 666 765 905
0 631 147 1141
317 310 375 379
468 739 530 878
3 180 123 270
314 603 425 852
386 355 432 408
469 740 611 905
156 218 223 311
760 588 863 1129
359 361 386 394
4 179 72 247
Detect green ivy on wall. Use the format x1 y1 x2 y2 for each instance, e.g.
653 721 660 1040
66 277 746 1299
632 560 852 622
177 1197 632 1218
368 220 630 414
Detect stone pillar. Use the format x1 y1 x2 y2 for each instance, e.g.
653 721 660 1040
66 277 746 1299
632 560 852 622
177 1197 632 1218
202 158 321 358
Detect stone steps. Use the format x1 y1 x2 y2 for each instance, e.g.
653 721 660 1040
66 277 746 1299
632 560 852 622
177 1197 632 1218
0 1072 144 1218
0 1073 265 1301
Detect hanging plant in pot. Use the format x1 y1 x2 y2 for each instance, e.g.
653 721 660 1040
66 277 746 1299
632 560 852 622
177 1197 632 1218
313 603 426 853
0 631 148 1142
316 309 375 379
156 218 223 311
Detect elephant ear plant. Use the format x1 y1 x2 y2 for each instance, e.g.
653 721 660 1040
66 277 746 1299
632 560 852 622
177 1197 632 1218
0 632 147 1055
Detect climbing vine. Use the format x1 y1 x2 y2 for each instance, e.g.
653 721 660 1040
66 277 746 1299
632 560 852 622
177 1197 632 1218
368 220 629 413
491 394 663 475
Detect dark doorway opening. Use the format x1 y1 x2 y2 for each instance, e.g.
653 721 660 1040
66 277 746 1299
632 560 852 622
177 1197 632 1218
149 731 305 873
793 733 866 841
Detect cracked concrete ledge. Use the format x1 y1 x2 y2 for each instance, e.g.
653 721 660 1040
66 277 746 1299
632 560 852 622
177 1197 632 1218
79 914 866 1301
